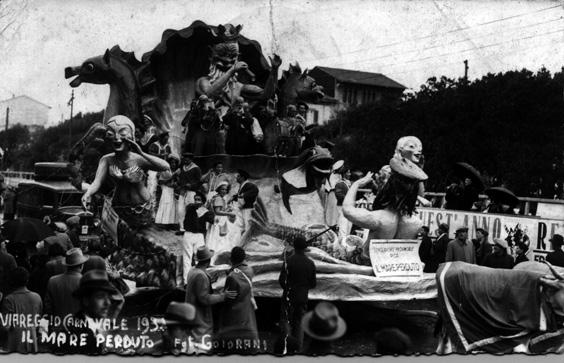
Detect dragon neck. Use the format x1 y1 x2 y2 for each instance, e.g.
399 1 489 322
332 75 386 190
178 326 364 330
103 60 141 124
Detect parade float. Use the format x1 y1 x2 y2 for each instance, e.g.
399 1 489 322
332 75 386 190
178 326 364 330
63 20 564 314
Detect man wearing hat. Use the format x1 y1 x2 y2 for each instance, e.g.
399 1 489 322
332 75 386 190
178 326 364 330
44 248 88 318
184 246 237 352
151 302 198 355
473 227 492 266
546 234 564 267
54 269 123 354
235 169 259 234
279 236 317 351
445 227 476 264
483 238 513 269
301 301 347 355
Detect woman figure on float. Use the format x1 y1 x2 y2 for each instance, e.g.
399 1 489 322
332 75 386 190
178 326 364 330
342 137 428 261
206 181 241 255
81 115 171 229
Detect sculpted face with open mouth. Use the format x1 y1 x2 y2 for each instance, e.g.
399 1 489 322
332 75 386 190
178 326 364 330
105 115 135 152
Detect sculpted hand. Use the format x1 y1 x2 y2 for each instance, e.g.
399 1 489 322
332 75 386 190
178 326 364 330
356 171 374 187
124 137 143 154
224 289 238 300
110 165 123 179
81 193 91 210
269 54 282 68
233 61 248 72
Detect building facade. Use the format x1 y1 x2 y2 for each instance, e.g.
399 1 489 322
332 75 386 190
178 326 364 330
0 95 51 130
304 66 406 125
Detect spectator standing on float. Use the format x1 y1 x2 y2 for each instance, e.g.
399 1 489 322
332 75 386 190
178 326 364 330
279 237 317 351
514 242 530 267
473 228 492 266
174 156 202 234
216 247 259 354
445 227 476 264
235 169 259 235
155 154 180 226
44 248 88 319
483 239 514 269
0 267 43 353
546 234 564 267
184 246 237 353
180 192 214 284
223 98 256 155
201 161 229 201
243 102 264 154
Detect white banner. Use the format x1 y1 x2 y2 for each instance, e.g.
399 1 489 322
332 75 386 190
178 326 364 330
417 207 564 262
369 239 423 278
101 197 119 243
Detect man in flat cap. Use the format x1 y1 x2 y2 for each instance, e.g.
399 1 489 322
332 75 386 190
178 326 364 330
445 227 476 264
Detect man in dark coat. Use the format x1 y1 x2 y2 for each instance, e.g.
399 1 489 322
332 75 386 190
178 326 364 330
0 267 43 353
216 247 259 354
44 248 88 318
53 269 124 355
546 234 564 267
418 226 440 273
278 236 317 351
483 238 514 269
184 246 237 354
514 242 529 267
223 99 255 155
472 228 492 266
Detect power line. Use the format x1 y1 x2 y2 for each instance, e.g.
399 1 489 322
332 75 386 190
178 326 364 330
300 3 563 63
342 16 564 68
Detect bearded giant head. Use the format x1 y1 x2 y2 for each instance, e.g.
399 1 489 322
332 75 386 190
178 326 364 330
394 136 423 166
210 24 242 72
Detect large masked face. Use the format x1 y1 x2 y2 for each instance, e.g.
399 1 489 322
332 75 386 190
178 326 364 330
211 42 239 72
395 136 423 165
105 116 135 152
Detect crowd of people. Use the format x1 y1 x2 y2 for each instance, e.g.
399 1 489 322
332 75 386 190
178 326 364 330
418 224 564 273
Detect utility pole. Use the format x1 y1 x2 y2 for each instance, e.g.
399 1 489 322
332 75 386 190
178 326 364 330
464 60 469 81
4 107 9 131
68 90 74 149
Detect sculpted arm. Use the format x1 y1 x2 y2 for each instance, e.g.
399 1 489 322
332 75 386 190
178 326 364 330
82 155 109 208
197 62 248 97
342 172 380 230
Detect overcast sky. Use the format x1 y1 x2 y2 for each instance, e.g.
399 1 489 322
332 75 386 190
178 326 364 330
0 0 563 124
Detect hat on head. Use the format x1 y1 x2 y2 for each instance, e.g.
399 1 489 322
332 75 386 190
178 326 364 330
64 247 89 266
438 223 449 233
53 221 68 233
476 227 488 236
66 216 80 227
293 236 307 250
215 181 229 192
72 269 118 298
302 302 347 341
493 238 508 250
550 234 564 247
164 302 196 326
195 246 214 262
455 227 468 234
389 156 428 181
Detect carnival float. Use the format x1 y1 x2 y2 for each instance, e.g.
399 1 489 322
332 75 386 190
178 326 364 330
63 20 564 317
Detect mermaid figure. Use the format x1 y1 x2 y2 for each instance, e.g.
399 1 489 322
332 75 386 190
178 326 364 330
81 115 170 229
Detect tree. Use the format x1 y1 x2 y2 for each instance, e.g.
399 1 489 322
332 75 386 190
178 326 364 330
322 68 564 195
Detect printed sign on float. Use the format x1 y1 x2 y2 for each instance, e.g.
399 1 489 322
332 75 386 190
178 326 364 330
369 239 423 279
